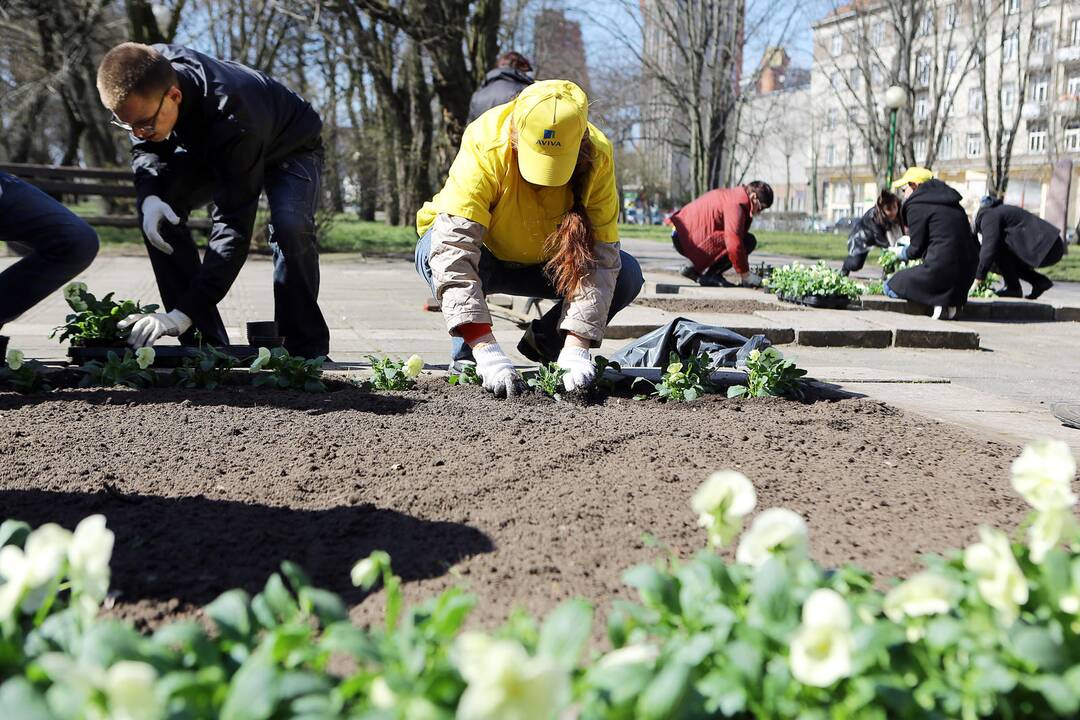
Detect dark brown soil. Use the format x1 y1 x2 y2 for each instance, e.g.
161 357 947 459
634 297 804 314
0 379 1027 632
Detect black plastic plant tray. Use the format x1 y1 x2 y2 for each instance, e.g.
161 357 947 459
777 293 854 310
67 345 264 368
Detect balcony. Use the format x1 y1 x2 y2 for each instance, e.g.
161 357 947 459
1057 46 1080 65
1056 95 1080 116
1028 52 1051 69
1021 102 1048 120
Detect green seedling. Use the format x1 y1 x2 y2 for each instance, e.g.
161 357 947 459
727 347 807 399
635 350 714 402
364 354 423 391
526 362 567 399
172 345 241 390
250 347 327 393
52 282 158 345
447 363 482 386
0 350 50 394
80 348 157 389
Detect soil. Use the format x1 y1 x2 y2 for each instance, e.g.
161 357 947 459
634 297 804 314
0 378 1028 634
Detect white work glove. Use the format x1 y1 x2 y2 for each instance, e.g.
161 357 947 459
557 345 595 392
739 271 763 288
118 308 192 348
141 195 180 255
473 343 526 398
895 235 911 248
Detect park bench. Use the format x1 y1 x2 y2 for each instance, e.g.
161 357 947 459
0 162 210 231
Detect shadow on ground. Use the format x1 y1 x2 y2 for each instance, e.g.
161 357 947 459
0 490 493 609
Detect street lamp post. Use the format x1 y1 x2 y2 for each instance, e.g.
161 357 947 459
884 85 908 188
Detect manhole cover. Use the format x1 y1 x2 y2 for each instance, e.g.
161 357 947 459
1052 402 1080 430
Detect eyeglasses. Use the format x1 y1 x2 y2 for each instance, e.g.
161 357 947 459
110 88 169 135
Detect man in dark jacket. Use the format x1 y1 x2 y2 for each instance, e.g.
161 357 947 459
973 197 1064 300
467 51 534 123
96 42 329 357
885 168 979 319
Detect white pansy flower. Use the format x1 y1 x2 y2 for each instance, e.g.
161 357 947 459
1011 439 1077 512
64 282 89 311
104 661 163 720
370 676 397 709
68 515 114 603
883 571 961 630
691 471 757 548
23 523 73 587
736 508 808 567
404 354 424 378
6 349 24 371
789 589 854 688
1028 508 1073 564
249 346 272 372
963 526 1029 626
0 545 30 621
454 633 570 720
135 346 155 370
351 551 388 589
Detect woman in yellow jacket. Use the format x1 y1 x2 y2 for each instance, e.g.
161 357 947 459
415 79 644 398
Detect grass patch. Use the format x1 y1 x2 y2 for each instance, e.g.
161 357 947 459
319 218 416 254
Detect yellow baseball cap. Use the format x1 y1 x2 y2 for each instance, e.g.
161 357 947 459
512 79 588 186
891 166 935 188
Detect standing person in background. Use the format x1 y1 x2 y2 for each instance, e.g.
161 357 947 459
973 196 1064 300
0 174 99 338
467 51 534 124
667 182 774 288
415 79 644 398
884 168 979 320
840 189 903 276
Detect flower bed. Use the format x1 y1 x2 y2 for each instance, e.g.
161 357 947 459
1 439 1076 718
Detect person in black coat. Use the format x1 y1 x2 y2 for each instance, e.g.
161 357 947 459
96 42 329 357
973 197 1064 300
467 52 534 123
884 168 979 319
841 189 903 275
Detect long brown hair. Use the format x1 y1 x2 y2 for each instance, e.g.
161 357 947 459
511 125 597 297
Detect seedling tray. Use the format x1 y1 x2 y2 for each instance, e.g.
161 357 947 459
67 345 263 368
777 293 854 310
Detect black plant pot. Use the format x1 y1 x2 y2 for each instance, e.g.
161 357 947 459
0 335 8 366
246 321 279 344
74 338 128 348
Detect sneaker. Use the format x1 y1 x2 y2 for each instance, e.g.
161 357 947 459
931 305 948 320
1026 275 1053 300
679 265 700 282
946 306 958 320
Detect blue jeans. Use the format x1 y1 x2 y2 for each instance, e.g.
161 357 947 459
882 279 901 299
141 149 329 356
0 173 99 327
415 229 644 363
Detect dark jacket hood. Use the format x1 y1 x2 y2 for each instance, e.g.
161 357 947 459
905 179 963 208
481 67 533 88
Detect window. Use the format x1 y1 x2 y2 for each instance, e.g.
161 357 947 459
871 23 886 46
915 93 929 120
1068 76 1080 97
832 33 843 57
1072 19 1080 47
967 133 983 157
826 145 836 165
946 49 958 72
1004 32 1018 62
1002 82 1017 110
918 10 934 36
831 71 843 90
871 65 883 86
913 136 928 162
1028 122 1048 152
969 87 984 114
945 3 957 28
1006 0 1020 15
849 67 861 89
828 107 839 129
1034 27 1052 55
916 53 931 86
1066 120 1080 152
940 134 954 159
1029 74 1049 103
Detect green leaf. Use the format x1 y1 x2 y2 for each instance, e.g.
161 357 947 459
261 573 299 625
585 655 656 706
0 677 54 720
1009 624 1068 671
424 587 476 638
206 589 255 644
1021 675 1080 715
623 565 679 614
636 661 692 720
748 558 793 628
726 385 747 398
0 520 30 548
538 599 593 669
221 655 278 720
299 588 347 626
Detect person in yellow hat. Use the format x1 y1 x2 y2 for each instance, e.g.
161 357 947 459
883 167 979 320
415 79 643 398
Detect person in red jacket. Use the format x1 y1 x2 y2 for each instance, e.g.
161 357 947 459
667 181 773 287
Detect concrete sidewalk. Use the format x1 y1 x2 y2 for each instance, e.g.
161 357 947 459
3 247 1079 452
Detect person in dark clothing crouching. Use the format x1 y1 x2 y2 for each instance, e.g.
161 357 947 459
96 42 330 357
467 51 534 123
884 167 979 320
973 197 1064 300
840 189 903 276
